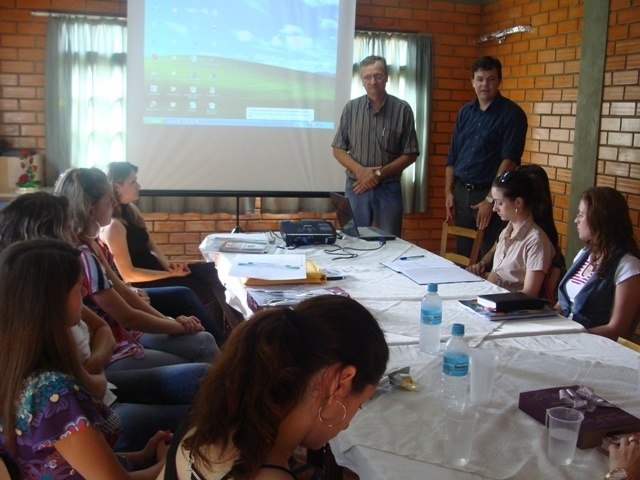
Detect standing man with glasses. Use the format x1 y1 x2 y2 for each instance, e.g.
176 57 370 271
332 55 419 237
445 55 528 259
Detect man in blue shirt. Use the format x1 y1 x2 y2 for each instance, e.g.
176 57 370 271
332 56 419 237
445 56 527 259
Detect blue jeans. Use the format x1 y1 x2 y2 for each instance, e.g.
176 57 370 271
345 178 403 237
108 362 209 451
145 286 225 345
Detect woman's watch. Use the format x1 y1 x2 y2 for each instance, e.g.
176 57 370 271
605 468 629 479
485 194 494 203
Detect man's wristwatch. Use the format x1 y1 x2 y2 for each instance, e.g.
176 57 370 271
485 194 494 203
374 168 383 179
605 468 629 479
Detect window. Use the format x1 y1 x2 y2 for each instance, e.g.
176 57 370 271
352 32 431 212
45 17 127 178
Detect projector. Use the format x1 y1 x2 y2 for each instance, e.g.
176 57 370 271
280 219 337 247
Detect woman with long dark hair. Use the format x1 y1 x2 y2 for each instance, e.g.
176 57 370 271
160 295 389 480
557 187 640 339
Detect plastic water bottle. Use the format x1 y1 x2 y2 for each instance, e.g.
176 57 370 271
441 323 470 410
419 283 442 354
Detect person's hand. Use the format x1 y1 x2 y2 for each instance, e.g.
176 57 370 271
445 193 455 222
471 199 494 230
139 430 172 466
167 263 191 277
467 261 486 276
608 435 640 479
135 287 151 304
175 315 204 334
353 166 379 194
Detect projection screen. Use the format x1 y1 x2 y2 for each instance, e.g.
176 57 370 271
126 0 356 193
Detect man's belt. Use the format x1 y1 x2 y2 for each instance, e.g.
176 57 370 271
457 179 492 192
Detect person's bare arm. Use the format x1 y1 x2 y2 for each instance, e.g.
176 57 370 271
82 306 115 374
91 287 198 335
589 275 640 340
520 270 546 298
101 219 184 283
445 165 456 222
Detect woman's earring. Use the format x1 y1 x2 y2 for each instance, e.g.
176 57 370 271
318 400 347 428
85 221 102 239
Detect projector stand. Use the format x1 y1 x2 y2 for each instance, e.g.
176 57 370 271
231 196 243 233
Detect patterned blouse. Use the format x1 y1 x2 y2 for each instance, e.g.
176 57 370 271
0 371 121 479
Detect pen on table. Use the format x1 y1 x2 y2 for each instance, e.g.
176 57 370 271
398 255 425 261
238 262 300 269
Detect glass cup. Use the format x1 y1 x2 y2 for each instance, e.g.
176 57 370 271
470 350 499 405
546 407 584 465
443 407 480 466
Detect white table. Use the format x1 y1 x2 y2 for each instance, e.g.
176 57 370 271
330 333 639 479
200 233 584 347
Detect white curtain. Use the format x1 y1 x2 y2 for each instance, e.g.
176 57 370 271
262 31 431 214
45 17 127 180
44 16 242 214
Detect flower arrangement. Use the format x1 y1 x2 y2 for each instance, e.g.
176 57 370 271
16 150 39 189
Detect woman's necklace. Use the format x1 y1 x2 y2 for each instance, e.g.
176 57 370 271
580 255 599 278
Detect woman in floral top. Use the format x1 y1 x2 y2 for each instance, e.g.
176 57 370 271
0 240 168 479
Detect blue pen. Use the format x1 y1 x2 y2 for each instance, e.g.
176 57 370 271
399 255 425 261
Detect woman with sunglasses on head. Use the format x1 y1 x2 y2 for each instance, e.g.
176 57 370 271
484 169 555 297
557 187 640 340
468 164 566 301
160 295 388 480
0 239 169 479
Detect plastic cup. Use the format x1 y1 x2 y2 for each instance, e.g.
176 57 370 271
443 407 480 466
546 407 584 465
470 350 499 405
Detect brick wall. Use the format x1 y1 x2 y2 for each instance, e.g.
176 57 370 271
1 0 638 261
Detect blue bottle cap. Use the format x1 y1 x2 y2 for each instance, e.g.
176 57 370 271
427 283 438 293
451 323 465 336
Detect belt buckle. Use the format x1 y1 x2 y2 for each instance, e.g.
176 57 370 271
464 182 475 191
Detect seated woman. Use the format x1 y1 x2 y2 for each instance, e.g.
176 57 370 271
54 167 221 368
0 191 208 452
160 295 389 479
103 161 243 335
0 239 169 479
557 187 640 340
483 169 555 297
468 164 566 301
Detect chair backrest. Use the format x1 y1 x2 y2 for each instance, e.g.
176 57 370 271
541 252 566 303
617 336 640 353
439 221 485 267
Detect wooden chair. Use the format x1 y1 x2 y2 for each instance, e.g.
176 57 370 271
439 221 485 267
617 337 640 353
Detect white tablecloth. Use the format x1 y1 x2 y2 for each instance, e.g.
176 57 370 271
200 233 584 346
330 334 640 479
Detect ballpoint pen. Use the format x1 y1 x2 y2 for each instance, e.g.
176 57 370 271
237 262 300 269
399 255 425 261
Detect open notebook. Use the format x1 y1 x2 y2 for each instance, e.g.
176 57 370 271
330 192 396 241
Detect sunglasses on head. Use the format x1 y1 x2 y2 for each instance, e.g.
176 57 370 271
496 170 513 183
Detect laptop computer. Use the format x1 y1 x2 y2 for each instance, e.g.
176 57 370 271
329 192 396 241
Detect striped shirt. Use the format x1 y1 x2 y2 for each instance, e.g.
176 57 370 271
332 94 419 179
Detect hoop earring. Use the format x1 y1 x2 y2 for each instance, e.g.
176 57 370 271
85 221 101 240
318 400 347 428
515 208 519 216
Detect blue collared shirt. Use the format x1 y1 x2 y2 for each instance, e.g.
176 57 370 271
446 92 527 184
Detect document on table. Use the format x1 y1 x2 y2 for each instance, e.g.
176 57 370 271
229 254 306 281
381 256 483 285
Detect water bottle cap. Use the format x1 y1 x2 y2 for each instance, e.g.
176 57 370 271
451 323 465 336
427 283 438 293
